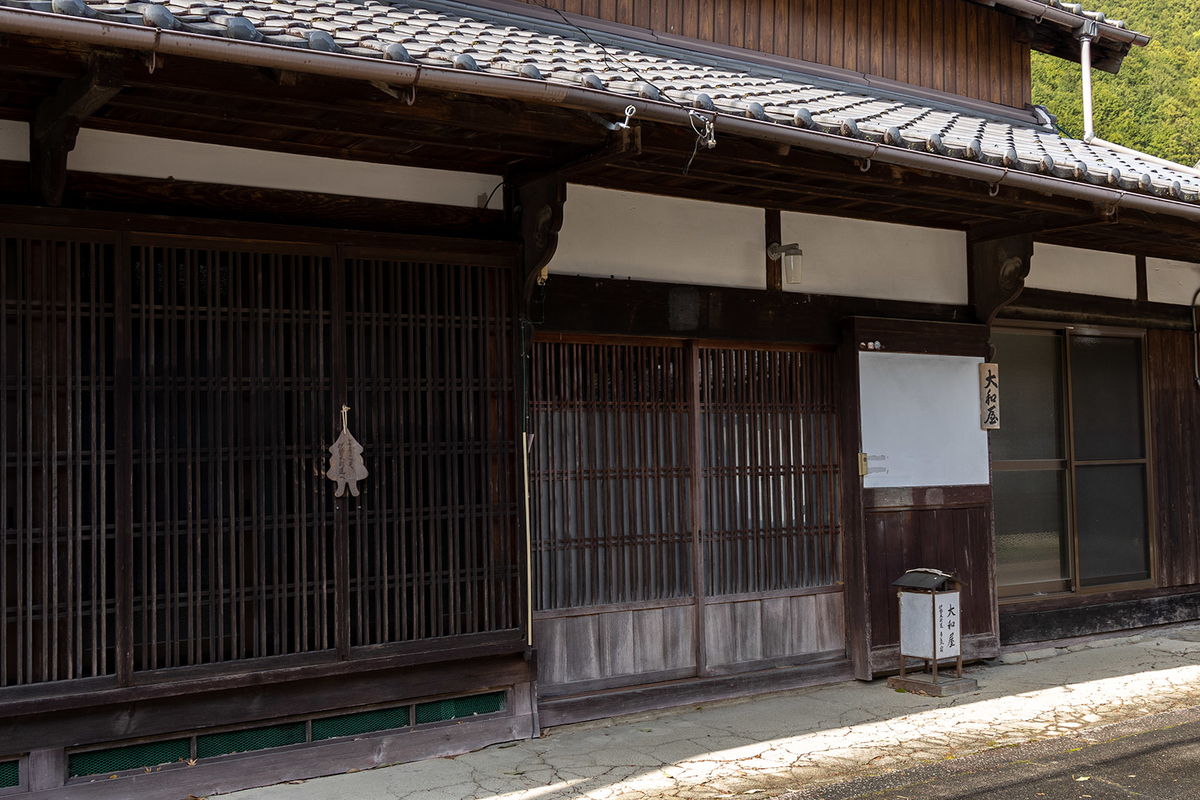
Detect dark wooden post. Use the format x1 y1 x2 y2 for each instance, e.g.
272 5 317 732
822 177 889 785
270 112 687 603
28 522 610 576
507 173 564 649
765 209 782 292
838 319 871 680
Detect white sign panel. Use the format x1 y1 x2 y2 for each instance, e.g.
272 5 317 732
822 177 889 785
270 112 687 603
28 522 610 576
899 590 961 660
858 351 990 488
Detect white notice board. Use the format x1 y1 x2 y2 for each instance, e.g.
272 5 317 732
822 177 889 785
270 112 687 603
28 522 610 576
858 351 990 488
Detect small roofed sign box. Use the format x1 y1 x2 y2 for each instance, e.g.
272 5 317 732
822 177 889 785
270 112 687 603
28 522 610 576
887 569 978 697
980 362 999 430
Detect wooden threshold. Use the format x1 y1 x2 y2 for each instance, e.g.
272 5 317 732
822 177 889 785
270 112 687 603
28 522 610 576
538 658 855 729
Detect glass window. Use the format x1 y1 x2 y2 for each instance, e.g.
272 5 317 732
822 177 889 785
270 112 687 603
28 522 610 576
991 329 1151 597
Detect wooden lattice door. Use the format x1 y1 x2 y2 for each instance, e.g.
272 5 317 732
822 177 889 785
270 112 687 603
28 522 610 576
2 228 521 691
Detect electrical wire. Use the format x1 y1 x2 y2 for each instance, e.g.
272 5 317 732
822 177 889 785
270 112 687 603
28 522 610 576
534 1 718 173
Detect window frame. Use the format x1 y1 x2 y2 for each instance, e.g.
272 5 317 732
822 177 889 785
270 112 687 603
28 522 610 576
991 321 1156 600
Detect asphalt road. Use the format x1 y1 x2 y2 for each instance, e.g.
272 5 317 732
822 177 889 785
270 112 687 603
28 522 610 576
782 706 1200 800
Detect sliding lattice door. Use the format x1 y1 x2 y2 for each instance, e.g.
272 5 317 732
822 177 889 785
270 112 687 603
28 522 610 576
530 339 844 690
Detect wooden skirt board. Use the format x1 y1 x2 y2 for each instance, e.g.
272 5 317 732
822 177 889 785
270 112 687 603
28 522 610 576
533 590 847 696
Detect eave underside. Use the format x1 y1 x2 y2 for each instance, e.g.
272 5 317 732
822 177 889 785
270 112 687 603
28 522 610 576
1 37 1198 263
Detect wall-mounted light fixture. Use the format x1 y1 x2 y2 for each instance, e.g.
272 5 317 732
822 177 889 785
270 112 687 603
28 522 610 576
767 242 803 285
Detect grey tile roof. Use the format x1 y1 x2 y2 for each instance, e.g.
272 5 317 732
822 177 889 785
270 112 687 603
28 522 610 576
8 0 1197 204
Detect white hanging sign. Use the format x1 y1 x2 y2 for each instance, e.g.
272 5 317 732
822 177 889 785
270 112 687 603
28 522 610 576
979 362 999 430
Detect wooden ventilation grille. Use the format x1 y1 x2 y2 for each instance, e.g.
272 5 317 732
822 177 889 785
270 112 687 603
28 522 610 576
529 341 694 610
3 228 520 688
698 347 841 595
530 340 841 612
1 233 118 687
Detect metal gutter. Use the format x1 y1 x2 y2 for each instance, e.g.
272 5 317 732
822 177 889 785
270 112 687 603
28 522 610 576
0 6 1195 227
980 0 1150 47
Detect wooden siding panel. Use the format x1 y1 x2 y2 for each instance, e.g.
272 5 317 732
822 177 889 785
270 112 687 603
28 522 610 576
1148 329 1200 588
661 603 697 670
513 0 1029 107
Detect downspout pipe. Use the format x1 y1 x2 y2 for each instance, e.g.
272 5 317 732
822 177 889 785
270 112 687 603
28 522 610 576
1074 17 1200 182
3 7 1200 226
1079 26 1095 142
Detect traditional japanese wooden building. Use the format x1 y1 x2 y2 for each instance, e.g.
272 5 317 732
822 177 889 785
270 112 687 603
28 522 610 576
0 0 1197 796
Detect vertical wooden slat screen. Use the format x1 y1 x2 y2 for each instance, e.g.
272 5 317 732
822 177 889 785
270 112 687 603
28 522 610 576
530 341 693 610
130 244 336 669
343 257 519 646
699 347 841 596
530 340 841 611
1 233 118 686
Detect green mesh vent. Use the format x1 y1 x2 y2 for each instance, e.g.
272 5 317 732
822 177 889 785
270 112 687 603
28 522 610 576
68 739 190 777
312 706 411 741
415 691 505 725
196 723 306 759
0 760 17 789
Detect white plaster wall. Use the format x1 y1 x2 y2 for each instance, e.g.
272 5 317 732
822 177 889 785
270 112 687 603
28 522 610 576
779 212 967 304
552 185 765 289
0 120 28 162
1147 257 1200 305
1025 243 1137 299
65 129 500 208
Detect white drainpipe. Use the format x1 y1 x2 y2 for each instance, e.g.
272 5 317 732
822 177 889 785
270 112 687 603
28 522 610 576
1077 20 1200 180
1080 30 1095 142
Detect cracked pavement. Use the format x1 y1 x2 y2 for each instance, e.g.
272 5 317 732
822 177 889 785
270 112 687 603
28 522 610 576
222 623 1200 800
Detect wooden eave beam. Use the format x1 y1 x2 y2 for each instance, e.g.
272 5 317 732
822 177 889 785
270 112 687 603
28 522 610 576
101 93 568 160
510 124 641 185
30 52 122 205
966 209 1115 242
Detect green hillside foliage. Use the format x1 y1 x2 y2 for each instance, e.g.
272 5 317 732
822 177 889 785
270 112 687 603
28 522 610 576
1031 0 1200 166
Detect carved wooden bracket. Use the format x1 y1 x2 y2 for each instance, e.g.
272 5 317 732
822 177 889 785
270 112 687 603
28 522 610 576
508 171 565 317
968 233 1034 327
31 53 124 206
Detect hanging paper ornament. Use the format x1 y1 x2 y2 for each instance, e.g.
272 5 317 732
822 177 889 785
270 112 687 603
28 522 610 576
327 404 368 497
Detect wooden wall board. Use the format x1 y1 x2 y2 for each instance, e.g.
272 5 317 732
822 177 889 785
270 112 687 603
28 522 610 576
704 592 845 667
511 0 1032 107
1148 329 1200 588
865 505 993 650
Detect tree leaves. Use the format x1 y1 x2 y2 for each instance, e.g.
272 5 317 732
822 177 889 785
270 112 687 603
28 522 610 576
1032 0 1200 166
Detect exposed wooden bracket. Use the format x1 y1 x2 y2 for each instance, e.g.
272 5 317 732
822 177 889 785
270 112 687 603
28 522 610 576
968 233 1034 326
31 53 124 206
508 171 566 320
